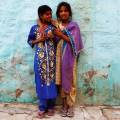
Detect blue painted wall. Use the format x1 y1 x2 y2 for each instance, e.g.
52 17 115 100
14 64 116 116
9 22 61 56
0 0 120 105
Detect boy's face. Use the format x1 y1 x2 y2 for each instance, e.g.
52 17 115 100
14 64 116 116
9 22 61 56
41 10 52 23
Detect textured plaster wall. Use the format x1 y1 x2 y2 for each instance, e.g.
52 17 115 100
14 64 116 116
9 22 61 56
0 0 120 105
78 0 120 105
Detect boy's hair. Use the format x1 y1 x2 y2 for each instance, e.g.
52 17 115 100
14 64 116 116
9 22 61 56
38 5 52 19
56 2 72 19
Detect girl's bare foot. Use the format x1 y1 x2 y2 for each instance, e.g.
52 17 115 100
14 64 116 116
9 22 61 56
36 111 46 119
47 109 55 116
67 107 74 117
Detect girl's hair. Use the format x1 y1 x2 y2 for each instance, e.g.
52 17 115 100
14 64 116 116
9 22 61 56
56 2 72 19
38 5 52 19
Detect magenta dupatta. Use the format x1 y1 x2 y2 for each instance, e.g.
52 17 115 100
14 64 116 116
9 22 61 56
61 21 83 93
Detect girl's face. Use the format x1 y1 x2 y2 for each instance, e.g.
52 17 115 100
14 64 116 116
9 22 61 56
41 10 52 23
59 6 70 21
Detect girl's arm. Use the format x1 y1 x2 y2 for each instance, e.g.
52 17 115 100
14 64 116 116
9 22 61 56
32 32 47 44
53 29 70 42
28 25 47 48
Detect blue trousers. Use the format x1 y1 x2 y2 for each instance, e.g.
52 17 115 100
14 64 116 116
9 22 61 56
39 98 56 111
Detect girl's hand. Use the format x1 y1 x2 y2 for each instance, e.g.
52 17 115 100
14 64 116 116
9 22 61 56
33 32 47 44
53 29 70 42
39 32 47 42
53 29 63 37
47 30 54 39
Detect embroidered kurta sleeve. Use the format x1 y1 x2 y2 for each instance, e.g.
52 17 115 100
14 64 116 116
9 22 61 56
27 25 37 48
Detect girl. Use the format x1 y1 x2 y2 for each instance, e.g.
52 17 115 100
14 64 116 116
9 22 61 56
28 5 57 118
55 2 84 117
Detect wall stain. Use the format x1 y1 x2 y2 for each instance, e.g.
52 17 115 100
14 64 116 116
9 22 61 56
15 89 23 98
81 67 109 97
87 88 95 96
84 17 90 23
11 56 23 66
29 69 34 75
0 67 5 81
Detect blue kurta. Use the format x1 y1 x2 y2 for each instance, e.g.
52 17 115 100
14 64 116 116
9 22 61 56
28 24 57 100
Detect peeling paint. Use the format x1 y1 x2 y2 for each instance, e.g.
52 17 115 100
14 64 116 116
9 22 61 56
15 89 23 98
87 88 95 96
